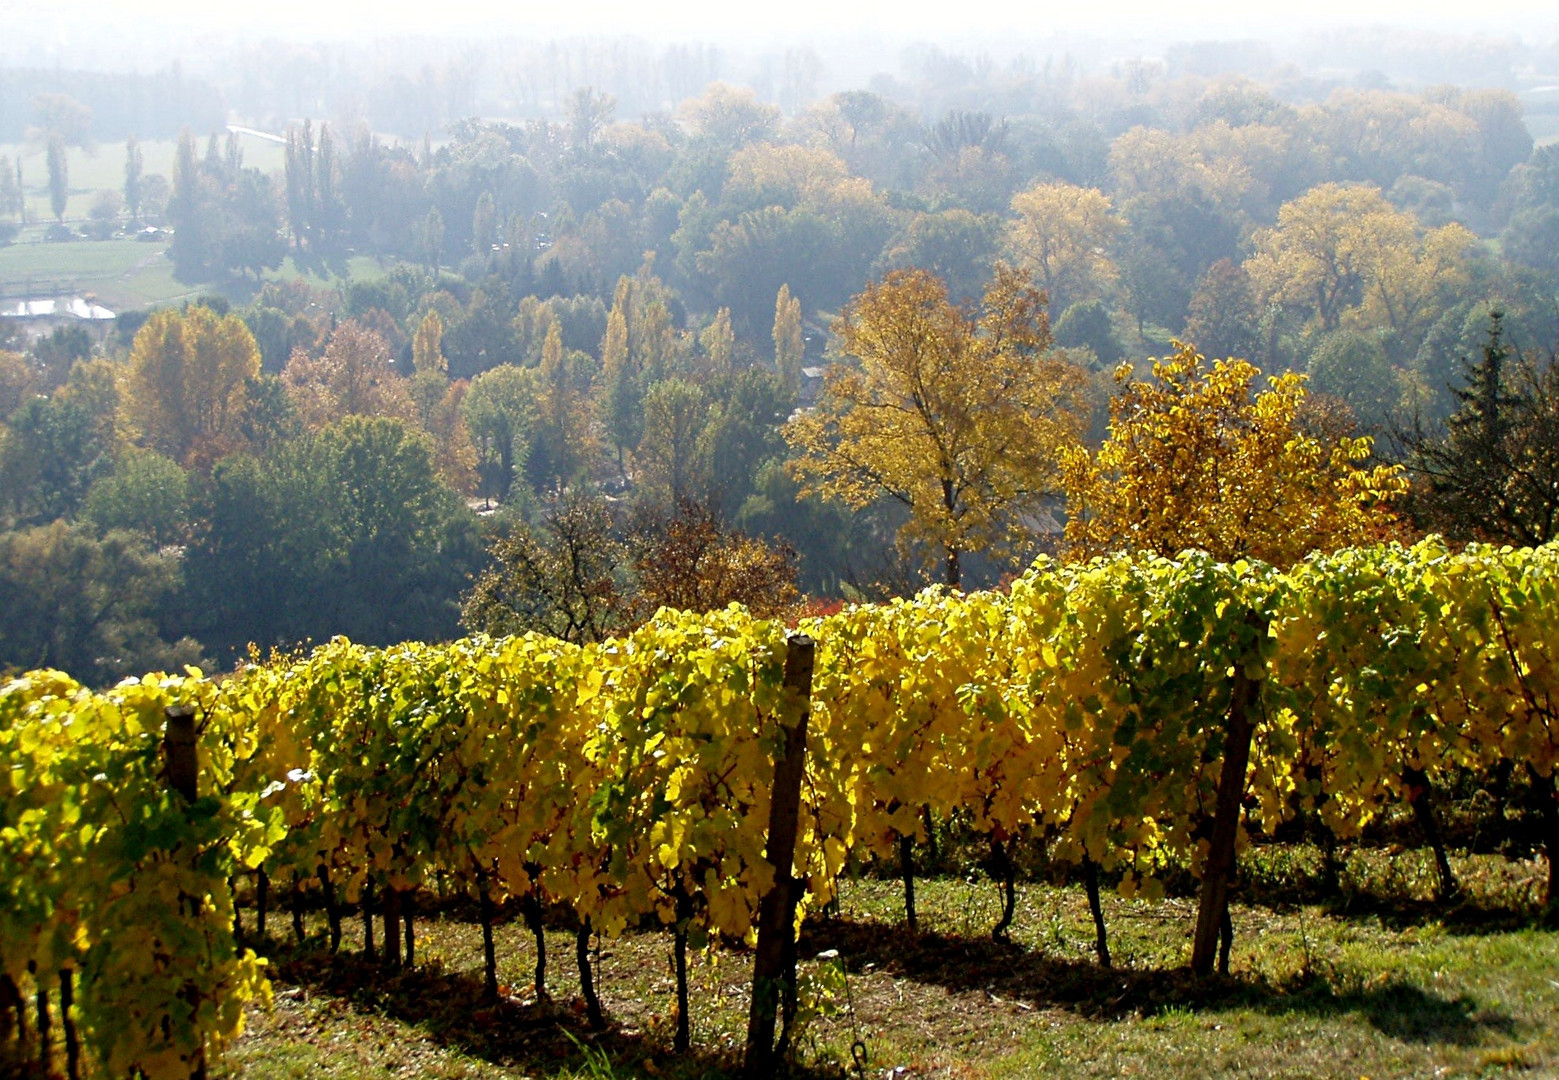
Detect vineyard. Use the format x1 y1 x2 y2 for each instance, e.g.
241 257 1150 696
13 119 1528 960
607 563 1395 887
4 537 1559 1078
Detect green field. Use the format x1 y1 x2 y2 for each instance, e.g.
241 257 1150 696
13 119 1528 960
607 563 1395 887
1 133 288 224
0 237 199 310
263 252 398 292
0 128 410 314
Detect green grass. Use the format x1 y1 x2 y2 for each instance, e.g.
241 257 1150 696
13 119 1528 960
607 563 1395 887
0 237 167 304
195 849 1559 1080
3 134 287 211
0 237 200 311
262 253 399 292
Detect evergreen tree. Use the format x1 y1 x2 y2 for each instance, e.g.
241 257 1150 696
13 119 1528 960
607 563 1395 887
1404 313 1559 545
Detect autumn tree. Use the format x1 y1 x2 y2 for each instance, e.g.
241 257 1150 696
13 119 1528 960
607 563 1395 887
678 83 781 150
0 156 22 224
0 349 35 417
462 363 537 503
1006 182 1120 319
786 266 1087 588
405 309 476 491
627 499 800 623
281 319 418 431
773 283 804 396
530 322 594 490
409 308 449 426
1182 259 1262 365
460 492 627 643
122 305 262 469
1245 182 1475 355
638 378 707 502
597 298 642 481
700 307 734 374
1061 342 1407 566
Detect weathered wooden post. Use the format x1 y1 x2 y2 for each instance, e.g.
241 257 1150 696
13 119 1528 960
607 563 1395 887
164 705 199 803
743 632 815 1080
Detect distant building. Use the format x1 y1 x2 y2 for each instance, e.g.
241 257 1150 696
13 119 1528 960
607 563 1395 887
799 365 826 407
0 296 116 344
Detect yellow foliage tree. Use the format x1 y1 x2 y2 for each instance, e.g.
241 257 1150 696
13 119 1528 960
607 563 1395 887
1006 181 1120 318
773 284 804 396
281 320 417 431
785 266 1087 587
699 307 734 374
1244 182 1474 344
1061 342 1408 566
533 322 594 488
122 306 261 470
411 309 447 377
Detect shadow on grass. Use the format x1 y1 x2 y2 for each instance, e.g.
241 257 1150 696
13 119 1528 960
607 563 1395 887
1316 890 1550 937
262 942 842 1080
796 917 1517 1047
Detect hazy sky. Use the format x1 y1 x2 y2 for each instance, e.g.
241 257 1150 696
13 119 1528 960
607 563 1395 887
11 0 1559 43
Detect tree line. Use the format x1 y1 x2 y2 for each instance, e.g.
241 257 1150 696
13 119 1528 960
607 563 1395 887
2 61 1559 682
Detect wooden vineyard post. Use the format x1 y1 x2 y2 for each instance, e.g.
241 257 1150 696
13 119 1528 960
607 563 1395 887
164 705 209 1080
1190 650 1262 978
164 705 199 803
743 633 815 1080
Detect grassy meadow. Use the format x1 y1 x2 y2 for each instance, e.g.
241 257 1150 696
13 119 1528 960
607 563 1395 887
204 845 1558 1080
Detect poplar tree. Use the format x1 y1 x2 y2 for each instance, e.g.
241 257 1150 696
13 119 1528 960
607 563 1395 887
46 133 68 223
123 135 144 222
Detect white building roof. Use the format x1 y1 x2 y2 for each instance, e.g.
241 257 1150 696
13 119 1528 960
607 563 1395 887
1 297 116 321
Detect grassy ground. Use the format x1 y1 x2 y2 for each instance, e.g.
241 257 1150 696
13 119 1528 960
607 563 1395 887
2 136 288 222
260 253 397 292
212 847 1558 1080
0 237 197 311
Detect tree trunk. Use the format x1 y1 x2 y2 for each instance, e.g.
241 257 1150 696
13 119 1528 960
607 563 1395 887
900 834 917 932
291 872 306 945
403 891 415 968
0 972 22 1049
383 887 402 971
1082 858 1111 968
32 965 47 1071
923 806 940 868
256 868 269 940
362 877 376 960
230 875 243 941
59 969 79 1080
320 865 341 954
1526 765 1559 915
1319 824 1342 899
744 634 814 1079
673 885 692 1054
1191 659 1261 977
990 836 1017 942
1403 765 1459 903
576 923 604 1030
1218 905 1233 977
522 889 548 998
478 874 498 1003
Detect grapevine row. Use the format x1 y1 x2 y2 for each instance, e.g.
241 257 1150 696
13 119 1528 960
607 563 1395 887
4 537 1558 1076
